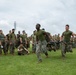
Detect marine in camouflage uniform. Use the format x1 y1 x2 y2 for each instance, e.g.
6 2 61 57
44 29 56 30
25 34 30 49
61 25 74 57
9 29 16 55
56 34 60 49
5 30 12 54
0 30 6 55
35 24 48 63
3 35 9 54
32 30 36 53
16 31 21 48
21 30 27 48
18 43 29 55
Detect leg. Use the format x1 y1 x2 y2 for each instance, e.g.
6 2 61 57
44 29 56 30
41 40 48 57
2 41 7 55
36 42 42 62
61 43 66 57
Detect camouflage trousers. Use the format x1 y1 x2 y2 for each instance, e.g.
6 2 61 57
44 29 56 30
36 40 48 61
0 41 9 55
3 41 9 55
61 42 72 57
32 42 36 53
9 40 15 54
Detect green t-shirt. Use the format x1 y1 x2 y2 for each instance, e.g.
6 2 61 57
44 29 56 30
35 30 45 41
10 33 16 40
62 30 72 42
21 34 27 41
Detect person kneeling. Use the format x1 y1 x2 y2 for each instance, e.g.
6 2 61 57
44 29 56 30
18 43 30 55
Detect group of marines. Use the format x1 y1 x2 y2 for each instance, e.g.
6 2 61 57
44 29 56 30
0 24 76 63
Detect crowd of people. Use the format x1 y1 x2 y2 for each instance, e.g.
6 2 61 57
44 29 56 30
0 24 76 63
0 29 30 55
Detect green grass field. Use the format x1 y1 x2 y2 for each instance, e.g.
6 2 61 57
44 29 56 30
0 48 76 75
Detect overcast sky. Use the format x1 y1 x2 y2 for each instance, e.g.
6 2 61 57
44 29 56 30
0 0 76 36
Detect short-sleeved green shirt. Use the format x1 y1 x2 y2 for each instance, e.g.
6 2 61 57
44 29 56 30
62 30 72 42
35 30 45 41
10 33 16 40
21 34 27 41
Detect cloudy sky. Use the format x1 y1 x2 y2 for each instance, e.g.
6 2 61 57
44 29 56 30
0 0 76 36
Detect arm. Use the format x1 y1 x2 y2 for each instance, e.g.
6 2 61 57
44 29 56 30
60 33 64 42
18 46 22 51
71 33 76 41
24 47 30 53
60 36 63 42
73 33 76 36
20 37 23 43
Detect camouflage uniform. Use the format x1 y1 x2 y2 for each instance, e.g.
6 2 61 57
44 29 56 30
9 31 16 55
32 33 36 53
61 30 73 57
25 34 30 49
35 29 48 62
4 35 10 54
16 33 21 48
2 37 9 55
56 34 60 49
18 44 29 55
0 33 6 55
21 33 27 48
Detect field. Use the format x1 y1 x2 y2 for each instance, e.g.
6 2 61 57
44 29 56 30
0 48 76 75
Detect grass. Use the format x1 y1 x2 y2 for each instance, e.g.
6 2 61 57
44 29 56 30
0 47 76 75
